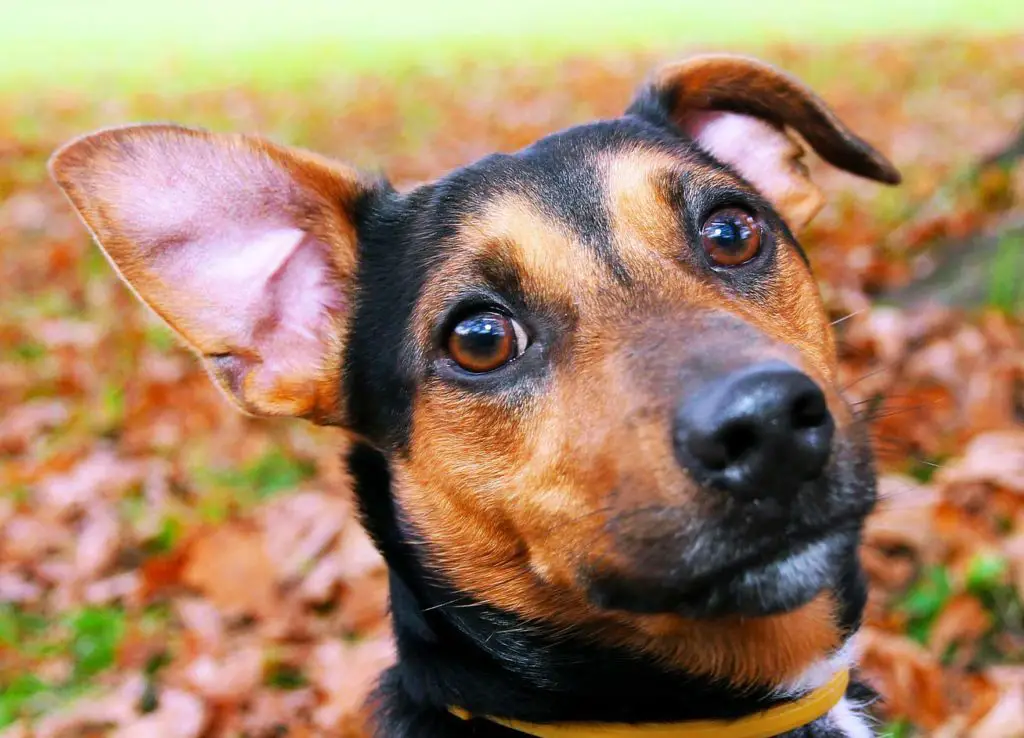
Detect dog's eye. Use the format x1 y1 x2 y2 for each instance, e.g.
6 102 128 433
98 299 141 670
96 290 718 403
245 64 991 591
700 207 762 267
447 311 528 373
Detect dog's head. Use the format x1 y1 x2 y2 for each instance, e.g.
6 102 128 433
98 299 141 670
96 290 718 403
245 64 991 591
51 56 898 689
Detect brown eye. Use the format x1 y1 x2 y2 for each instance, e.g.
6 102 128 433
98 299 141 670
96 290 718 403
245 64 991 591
447 311 528 373
700 207 762 267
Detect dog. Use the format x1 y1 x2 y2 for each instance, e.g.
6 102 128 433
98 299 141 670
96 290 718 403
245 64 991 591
50 54 900 738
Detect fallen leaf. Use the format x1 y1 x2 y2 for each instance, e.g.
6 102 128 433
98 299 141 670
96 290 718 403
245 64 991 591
937 431 1024 494
184 647 264 702
928 594 991 660
310 636 395 730
859 627 950 728
181 525 278 620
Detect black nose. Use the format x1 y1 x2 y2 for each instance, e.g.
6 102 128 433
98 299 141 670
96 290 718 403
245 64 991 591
673 362 835 498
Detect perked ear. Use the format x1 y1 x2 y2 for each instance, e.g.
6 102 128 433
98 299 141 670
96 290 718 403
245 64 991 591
50 124 367 423
629 55 901 229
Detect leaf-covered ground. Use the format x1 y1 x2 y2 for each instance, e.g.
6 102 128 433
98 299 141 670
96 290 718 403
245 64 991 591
0 37 1022 738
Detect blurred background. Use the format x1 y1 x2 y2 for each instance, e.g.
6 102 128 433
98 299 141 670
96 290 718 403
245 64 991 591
1 1 1022 736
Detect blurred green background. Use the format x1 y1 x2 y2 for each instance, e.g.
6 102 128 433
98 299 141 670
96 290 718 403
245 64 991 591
4 0 1024 93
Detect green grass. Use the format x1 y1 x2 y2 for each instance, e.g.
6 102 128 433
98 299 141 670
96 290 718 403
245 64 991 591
891 554 1023 670
988 232 1024 314
3 0 1024 94
881 720 915 738
67 607 125 679
897 565 953 646
0 605 125 728
212 448 317 501
187 448 317 521
264 662 309 691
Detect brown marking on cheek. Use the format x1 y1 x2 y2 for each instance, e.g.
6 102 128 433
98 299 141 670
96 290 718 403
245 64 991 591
762 252 858 429
628 592 840 686
765 250 836 380
703 241 850 424
399 372 602 579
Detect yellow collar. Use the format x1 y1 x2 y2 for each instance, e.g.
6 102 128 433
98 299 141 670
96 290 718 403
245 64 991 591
449 668 849 738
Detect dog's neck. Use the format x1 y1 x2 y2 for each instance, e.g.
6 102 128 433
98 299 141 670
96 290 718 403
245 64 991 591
349 444 874 738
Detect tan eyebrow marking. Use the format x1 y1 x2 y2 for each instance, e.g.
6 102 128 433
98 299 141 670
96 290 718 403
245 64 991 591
413 193 607 348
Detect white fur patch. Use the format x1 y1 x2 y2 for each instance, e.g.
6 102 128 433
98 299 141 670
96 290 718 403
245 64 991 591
776 637 857 697
775 635 875 736
830 697 875 738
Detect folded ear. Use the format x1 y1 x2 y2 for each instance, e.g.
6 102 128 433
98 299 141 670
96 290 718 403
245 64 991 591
50 124 369 423
628 55 901 229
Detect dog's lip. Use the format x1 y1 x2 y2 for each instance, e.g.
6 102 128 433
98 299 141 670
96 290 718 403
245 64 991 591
672 516 860 596
669 533 845 618
673 534 829 599
584 522 859 618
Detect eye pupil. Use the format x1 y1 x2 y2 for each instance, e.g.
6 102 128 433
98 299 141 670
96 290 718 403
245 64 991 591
455 315 506 354
447 312 519 373
701 207 761 266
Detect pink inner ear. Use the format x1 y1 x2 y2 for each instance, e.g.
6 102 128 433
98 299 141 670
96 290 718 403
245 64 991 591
255 230 345 393
84 130 347 414
681 111 824 228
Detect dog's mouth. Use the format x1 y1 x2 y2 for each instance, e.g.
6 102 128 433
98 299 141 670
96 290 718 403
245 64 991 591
666 531 849 617
583 429 876 620
584 525 862 620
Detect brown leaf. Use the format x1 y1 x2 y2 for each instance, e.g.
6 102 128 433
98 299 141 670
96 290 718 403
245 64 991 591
0 400 67 453
310 636 395 731
859 627 949 728
111 688 208 738
181 524 278 620
937 430 1024 494
968 669 1024 738
184 647 264 702
174 597 226 654
74 508 121 580
866 475 941 557
35 449 150 516
929 595 991 661
261 492 350 585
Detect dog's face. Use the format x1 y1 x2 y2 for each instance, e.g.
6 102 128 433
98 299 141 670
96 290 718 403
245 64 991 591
51 56 898 689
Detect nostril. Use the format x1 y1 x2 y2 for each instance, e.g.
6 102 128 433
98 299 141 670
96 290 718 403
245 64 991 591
714 422 760 468
689 421 760 472
790 389 828 431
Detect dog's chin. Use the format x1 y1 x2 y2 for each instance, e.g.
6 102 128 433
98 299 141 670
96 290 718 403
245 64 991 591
668 534 846 618
586 530 854 619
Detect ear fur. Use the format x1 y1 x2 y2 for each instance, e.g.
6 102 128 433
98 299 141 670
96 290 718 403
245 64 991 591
50 124 368 423
629 55 901 229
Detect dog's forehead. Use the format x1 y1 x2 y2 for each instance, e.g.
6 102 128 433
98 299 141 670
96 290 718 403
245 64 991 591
412 117 745 303
437 117 710 229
